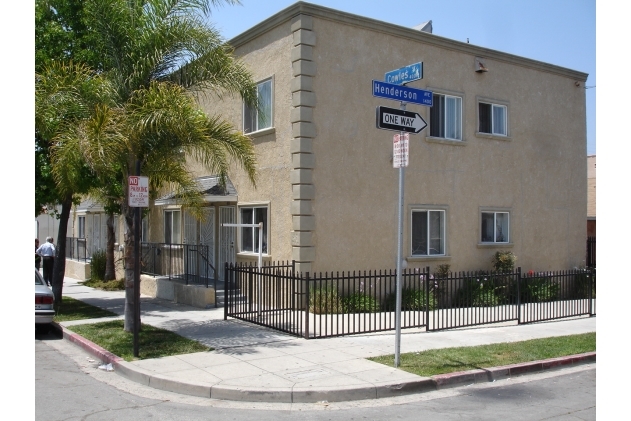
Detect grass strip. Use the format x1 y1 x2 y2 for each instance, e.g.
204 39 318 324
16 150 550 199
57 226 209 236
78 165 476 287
54 296 118 322
69 320 211 361
81 279 125 291
369 332 595 377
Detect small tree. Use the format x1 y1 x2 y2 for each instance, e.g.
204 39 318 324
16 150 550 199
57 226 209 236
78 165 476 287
491 251 516 273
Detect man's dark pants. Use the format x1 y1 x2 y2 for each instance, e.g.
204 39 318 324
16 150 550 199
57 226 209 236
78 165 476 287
42 256 54 285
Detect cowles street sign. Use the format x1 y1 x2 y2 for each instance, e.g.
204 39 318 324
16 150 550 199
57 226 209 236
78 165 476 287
128 176 149 207
376 106 427 134
385 62 423 85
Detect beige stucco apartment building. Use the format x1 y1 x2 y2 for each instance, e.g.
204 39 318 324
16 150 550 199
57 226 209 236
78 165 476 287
143 2 588 276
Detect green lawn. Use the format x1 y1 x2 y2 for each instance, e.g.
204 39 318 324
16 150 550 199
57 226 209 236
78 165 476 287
369 332 595 377
69 320 211 361
54 296 118 322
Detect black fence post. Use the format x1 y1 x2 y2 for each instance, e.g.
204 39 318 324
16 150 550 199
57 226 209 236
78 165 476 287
517 267 522 324
304 272 310 340
425 266 430 332
224 262 229 320
589 267 594 316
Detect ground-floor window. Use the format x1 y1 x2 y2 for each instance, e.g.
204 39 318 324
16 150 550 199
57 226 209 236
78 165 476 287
411 209 445 256
239 206 268 254
481 211 510 243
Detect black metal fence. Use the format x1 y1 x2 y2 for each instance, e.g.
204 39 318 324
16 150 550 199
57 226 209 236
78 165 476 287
225 262 596 339
65 237 89 262
586 236 596 268
140 243 218 290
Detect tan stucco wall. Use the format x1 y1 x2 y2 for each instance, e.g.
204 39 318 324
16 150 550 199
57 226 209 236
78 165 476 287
154 4 588 275
192 21 296 264
587 155 596 218
307 16 587 272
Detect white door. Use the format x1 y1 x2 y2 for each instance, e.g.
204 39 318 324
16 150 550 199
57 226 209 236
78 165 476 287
200 208 216 278
219 206 236 280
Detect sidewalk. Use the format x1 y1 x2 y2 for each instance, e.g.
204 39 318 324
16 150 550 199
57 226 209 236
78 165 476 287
54 276 596 403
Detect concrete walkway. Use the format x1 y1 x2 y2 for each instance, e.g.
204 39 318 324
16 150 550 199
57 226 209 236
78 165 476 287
54 276 596 403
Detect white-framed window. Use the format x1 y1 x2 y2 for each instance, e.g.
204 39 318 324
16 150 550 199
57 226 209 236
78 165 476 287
164 210 181 244
239 205 268 254
430 93 462 140
78 216 85 238
243 78 273 133
478 102 508 136
481 211 510 243
411 209 445 256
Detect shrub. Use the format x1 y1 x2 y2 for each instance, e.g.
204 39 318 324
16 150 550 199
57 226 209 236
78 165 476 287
521 276 560 303
453 276 501 307
309 286 343 314
384 287 436 311
436 264 451 279
342 292 380 313
90 250 107 281
491 251 516 273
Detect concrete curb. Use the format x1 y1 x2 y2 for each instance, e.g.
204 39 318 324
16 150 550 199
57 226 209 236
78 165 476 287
52 322 596 403
430 352 596 389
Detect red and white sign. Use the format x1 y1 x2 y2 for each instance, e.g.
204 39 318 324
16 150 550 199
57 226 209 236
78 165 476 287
393 133 409 168
128 176 149 207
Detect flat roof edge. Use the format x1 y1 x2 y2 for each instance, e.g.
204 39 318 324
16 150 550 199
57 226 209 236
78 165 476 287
229 1 588 81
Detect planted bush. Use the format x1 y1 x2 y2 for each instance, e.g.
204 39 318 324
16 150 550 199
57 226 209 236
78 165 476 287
309 286 343 314
90 249 106 281
453 276 501 307
492 251 516 273
384 287 436 311
342 292 380 313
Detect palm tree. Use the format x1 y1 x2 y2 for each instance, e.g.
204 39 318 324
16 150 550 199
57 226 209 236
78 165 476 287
35 61 117 305
73 0 259 332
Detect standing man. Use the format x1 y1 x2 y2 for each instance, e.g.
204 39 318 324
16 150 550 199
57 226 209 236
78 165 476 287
35 238 41 271
37 237 56 286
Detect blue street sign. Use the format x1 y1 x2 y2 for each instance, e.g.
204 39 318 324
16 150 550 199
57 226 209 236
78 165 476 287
385 62 423 85
372 80 433 106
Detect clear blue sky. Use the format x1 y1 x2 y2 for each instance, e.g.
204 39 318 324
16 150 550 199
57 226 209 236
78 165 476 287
208 0 596 155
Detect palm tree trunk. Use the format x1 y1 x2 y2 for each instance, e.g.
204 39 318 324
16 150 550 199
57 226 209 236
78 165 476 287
52 194 72 307
105 213 116 281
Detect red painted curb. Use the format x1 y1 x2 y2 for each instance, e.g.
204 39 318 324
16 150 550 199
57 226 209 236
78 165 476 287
54 322 124 366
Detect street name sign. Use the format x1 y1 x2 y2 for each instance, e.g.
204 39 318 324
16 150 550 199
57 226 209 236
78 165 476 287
393 133 409 168
128 176 149 207
372 80 433 106
376 106 427 134
385 62 423 85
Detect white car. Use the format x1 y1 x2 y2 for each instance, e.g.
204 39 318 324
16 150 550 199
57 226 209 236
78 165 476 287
35 268 55 333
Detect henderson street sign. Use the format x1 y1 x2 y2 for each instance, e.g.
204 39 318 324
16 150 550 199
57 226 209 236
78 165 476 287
376 106 427 134
372 80 433 106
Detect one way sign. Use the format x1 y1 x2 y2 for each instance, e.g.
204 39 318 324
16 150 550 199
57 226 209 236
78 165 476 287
376 106 427 134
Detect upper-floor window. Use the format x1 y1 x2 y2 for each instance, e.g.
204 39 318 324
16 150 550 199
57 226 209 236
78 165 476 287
243 78 273 133
240 205 268 254
479 102 507 136
164 210 181 244
430 93 462 141
481 211 509 243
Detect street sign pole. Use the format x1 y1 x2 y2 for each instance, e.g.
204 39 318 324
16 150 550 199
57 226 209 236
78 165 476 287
133 160 141 358
394 102 406 368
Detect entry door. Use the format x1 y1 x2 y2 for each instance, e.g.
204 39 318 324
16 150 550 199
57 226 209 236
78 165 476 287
183 211 199 279
219 206 236 280
91 214 102 254
200 208 216 279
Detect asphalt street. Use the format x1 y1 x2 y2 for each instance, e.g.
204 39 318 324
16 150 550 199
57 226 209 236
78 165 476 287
36 331 596 421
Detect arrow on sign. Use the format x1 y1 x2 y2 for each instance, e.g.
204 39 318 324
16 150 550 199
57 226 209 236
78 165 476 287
376 106 427 134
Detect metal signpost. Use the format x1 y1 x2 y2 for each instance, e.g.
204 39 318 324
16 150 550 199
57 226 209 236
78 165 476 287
128 172 149 358
374 63 429 367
